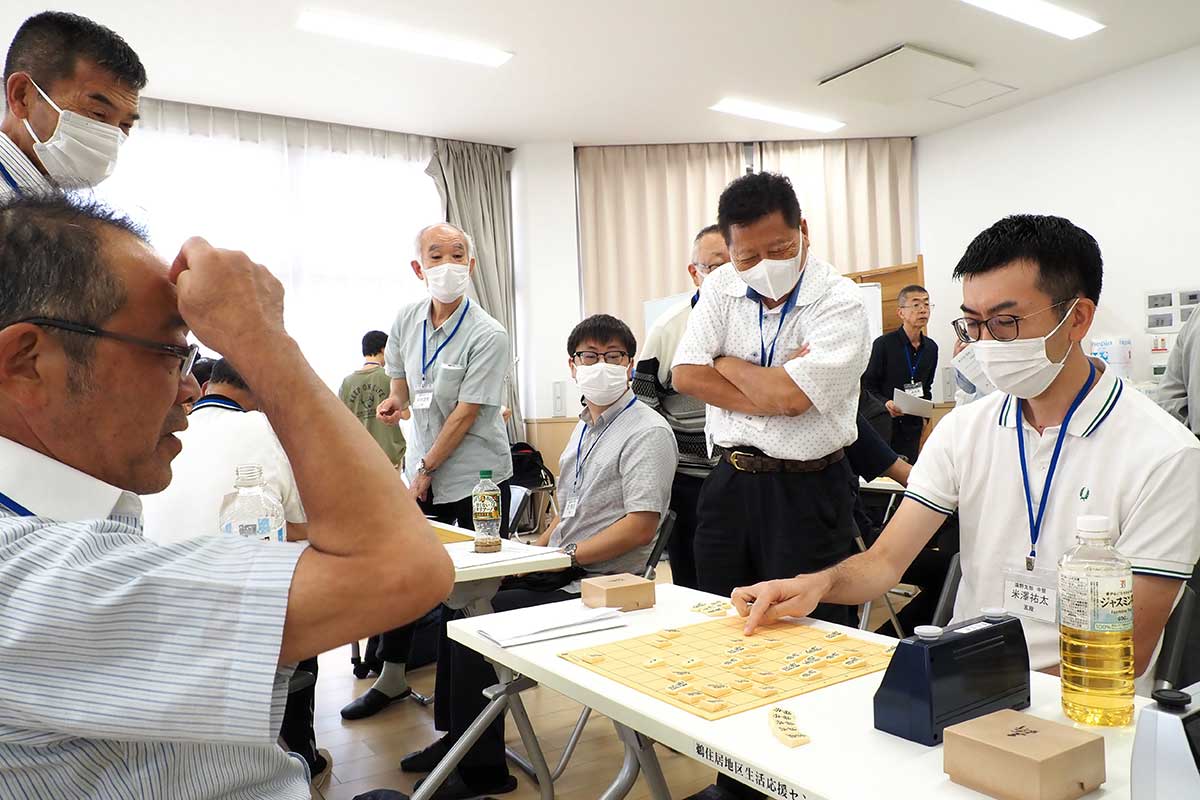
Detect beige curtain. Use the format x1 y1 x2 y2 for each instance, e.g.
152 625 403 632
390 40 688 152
760 137 916 273
576 143 745 345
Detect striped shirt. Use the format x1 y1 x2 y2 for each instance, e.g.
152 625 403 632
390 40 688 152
0 133 52 200
0 436 310 799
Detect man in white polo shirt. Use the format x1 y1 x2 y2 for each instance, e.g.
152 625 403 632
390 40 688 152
734 214 1200 696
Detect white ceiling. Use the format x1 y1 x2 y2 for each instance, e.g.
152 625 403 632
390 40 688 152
4 0 1199 146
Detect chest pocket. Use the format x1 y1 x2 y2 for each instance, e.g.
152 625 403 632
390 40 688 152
433 364 467 414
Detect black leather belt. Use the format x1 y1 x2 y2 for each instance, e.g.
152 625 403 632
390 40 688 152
715 446 845 474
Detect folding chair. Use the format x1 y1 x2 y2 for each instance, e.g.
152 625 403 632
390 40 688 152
1153 583 1199 691
931 552 962 628
505 511 677 784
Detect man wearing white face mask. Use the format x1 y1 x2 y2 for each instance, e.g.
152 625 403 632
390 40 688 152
341 222 514 722
1 12 143 197
386 314 675 800
633 223 729 589
731 215 1200 702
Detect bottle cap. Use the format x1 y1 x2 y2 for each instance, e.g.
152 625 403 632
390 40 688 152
479 470 493 479
914 625 942 641
1077 515 1110 533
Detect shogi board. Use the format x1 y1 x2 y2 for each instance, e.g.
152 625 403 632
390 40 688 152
560 615 894 721
431 521 474 545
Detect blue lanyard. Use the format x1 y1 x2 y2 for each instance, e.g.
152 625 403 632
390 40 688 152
0 160 21 194
0 490 34 517
757 276 802 367
1016 361 1095 564
902 335 924 383
191 395 244 412
421 299 470 383
574 397 636 490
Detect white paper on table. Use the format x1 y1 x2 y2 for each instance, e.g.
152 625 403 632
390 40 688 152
892 387 934 418
444 538 562 570
477 602 627 647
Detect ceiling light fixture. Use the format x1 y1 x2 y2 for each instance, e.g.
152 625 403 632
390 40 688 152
709 98 845 133
959 0 1105 40
296 9 513 67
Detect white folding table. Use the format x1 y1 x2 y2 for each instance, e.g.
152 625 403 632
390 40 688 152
447 584 1144 800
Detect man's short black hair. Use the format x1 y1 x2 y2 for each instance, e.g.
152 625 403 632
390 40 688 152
0 192 144 386
898 285 928 305
693 223 720 244
717 172 802 242
953 215 1103 307
4 11 147 90
208 358 249 392
190 357 215 387
362 330 388 357
567 314 637 358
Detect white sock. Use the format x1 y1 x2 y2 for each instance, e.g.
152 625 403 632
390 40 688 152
371 661 410 698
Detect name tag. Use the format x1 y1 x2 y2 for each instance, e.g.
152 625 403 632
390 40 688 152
412 389 434 410
1003 566 1058 624
562 497 579 519
904 382 924 398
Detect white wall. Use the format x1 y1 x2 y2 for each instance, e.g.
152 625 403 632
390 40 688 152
918 43 1200 390
511 141 582 419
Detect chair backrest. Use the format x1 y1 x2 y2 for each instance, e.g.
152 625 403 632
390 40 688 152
643 511 677 581
931 552 962 628
508 485 531 530
1155 583 1199 690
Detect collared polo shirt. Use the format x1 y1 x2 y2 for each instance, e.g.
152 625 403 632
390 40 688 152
905 362 1200 685
0 132 52 200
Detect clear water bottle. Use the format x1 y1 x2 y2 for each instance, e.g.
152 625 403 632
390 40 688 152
1058 515 1135 726
472 469 502 553
218 464 285 543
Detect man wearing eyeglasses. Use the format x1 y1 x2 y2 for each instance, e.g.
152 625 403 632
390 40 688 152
0 193 453 799
633 223 729 589
391 314 676 800
863 284 938 463
732 215 1200 699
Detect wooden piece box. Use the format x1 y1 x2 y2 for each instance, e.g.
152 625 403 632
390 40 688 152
581 573 656 612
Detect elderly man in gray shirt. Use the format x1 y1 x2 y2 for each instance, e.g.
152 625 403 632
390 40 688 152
1157 310 1200 436
341 222 515 721
385 314 677 800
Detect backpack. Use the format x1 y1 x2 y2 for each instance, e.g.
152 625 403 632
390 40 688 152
510 442 554 489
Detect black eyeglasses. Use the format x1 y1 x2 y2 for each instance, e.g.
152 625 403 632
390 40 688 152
951 299 1074 344
572 350 630 366
16 317 200 376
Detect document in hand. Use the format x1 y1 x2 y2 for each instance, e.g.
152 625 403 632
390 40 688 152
893 387 934 418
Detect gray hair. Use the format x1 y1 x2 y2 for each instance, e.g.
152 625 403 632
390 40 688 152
413 222 474 264
0 192 143 388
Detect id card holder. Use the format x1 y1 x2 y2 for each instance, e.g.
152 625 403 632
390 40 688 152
904 382 924 398
562 497 579 519
1002 565 1058 624
412 389 434 410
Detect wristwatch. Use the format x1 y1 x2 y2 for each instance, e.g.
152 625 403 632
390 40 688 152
563 542 580 569
417 458 436 476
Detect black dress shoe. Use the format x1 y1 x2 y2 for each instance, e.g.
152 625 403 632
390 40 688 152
413 770 517 799
682 785 743 800
400 735 451 772
340 687 412 720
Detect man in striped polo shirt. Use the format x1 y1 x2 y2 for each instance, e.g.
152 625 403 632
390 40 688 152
633 223 729 589
734 215 1200 695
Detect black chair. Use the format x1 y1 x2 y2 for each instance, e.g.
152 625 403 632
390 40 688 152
1154 583 1199 691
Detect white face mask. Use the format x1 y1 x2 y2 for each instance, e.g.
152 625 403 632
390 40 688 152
736 254 803 301
574 362 629 407
21 79 126 186
971 299 1079 399
423 261 471 303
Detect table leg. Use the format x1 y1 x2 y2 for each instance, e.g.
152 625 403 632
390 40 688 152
505 671 556 800
596 728 641 800
615 721 670 800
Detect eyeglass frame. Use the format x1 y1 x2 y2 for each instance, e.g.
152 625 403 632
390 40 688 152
950 299 1075 344
571 350 631 366
899 300 934 310
13 316 200 376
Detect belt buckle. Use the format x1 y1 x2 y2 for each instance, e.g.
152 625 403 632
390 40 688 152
729 451 753 472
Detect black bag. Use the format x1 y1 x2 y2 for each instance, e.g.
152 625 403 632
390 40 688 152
510 442 554 489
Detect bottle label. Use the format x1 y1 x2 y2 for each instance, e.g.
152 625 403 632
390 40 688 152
1058 573 1133 632
472 492 501 522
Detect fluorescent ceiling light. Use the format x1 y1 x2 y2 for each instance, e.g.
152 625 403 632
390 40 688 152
959 0 1105 40
296 9 513 67
709 98 844 133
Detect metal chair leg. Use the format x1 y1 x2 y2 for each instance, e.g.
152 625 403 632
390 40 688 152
596 729 642 800
615 722 670 800
507 687 556 800
508 706 591 781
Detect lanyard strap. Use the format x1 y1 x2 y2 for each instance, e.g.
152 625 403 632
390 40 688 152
1017 361 1096 561
191 395 244 412
0 490 34 517
757 275 803 367
421 299 470 382
574 397 637 490
903 335 923 382
0 160 22 194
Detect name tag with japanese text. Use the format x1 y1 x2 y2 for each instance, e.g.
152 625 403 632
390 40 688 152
412 389 434 410
1003 566 1058 624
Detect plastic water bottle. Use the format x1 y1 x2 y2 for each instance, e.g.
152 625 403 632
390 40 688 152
218 464 285 543
1058 515 1135 726
472 470 502 553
